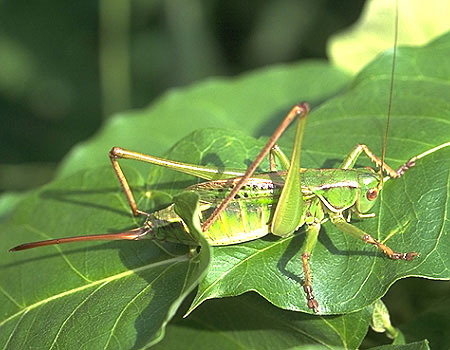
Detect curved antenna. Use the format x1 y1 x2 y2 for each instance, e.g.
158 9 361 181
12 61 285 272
9 227 150 252
379 0 399 189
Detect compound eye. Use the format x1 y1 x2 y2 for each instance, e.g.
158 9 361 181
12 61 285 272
366 188 378 201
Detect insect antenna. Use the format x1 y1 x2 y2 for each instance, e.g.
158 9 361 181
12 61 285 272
379 0 399 189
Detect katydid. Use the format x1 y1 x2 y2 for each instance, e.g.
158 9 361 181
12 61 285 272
11 102 450 312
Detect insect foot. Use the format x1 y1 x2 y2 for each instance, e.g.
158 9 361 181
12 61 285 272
395 156 417 177
301 252 319 313
389 252 419 261
303 284 319 313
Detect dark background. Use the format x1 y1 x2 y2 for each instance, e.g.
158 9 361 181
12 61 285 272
0 0 366 191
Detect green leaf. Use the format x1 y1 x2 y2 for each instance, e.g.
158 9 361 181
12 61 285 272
188 32 450 314
328 0 450 73
0 192 27 223
370 300 406 344
0 169 209 349
0 62 349 349
371 300 391 333
153 293 371 350
57 61 350 177
367 340 430 350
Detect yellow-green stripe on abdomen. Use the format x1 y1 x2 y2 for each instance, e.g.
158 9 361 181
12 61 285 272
201 200 275 245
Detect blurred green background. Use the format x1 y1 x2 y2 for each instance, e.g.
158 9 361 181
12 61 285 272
0 0 366 192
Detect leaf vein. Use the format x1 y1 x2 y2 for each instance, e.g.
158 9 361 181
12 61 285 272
49 281 109 350
0 255 189 329
102 261 183 350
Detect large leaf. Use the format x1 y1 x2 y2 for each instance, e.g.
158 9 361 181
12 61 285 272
186 32 450 314
0 172 210 349
153 293 372 350
0 62 350 349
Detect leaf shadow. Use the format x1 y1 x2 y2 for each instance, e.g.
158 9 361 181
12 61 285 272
202 152 266 175
276 234 304 285
116 241 192 350
40 187 132 217
154 291 357 346
276 226 380 285
318 226 379 258
3 236 147 268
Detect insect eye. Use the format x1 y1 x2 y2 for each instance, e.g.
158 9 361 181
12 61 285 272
366 188 378 201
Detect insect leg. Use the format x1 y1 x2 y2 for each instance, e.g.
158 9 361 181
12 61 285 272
109 147 247 216
201 103 310 232
269 144 290 171
340 144 397 177
270 102 309 236
301 223 320 313
330 215 418 260
109 148 141 216
396 141 450 176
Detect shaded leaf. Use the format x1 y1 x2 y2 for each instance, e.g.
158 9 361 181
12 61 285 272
0 169 209 349
399 296 450 349
187 33 450 314
153 293 371 350
367 340 430 350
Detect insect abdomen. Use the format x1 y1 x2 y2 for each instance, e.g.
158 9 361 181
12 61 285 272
200 199 274 245
150 178 281 246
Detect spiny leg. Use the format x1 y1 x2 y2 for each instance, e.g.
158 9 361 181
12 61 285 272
301 223 320 313
109 147 248 217
338 142 446 179
201 102 310 232
330 214 418 260
109 148 141 216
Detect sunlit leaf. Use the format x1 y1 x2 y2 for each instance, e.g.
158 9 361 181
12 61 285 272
328 0 450 73
188 33 450 314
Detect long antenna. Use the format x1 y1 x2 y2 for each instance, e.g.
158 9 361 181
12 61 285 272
380 0 399 185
